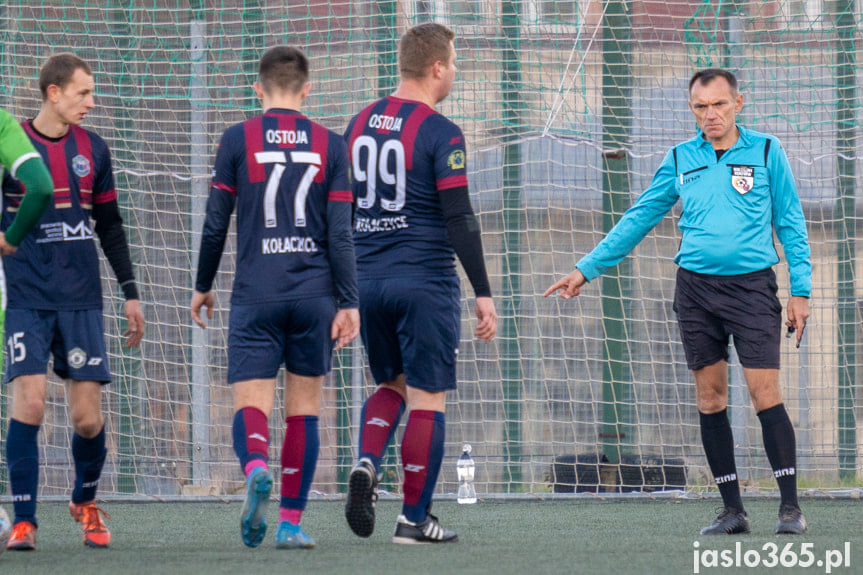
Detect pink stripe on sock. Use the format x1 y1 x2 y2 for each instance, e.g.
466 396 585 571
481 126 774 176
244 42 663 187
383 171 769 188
280 508 303 525
244 459 268 478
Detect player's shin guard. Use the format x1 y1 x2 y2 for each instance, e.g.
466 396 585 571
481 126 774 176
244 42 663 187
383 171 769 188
280 415 319 524
6 419 40 525
400 410 445 523
358 387 405 470
232 407 270 475
699 409 744 511
758 403 799 508
71 426 107 504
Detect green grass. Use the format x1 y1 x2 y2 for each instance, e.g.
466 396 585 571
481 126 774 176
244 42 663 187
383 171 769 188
1 499 860 574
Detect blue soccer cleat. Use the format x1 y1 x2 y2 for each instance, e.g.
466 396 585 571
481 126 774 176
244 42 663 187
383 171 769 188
274 521 316 549
240 467 273 548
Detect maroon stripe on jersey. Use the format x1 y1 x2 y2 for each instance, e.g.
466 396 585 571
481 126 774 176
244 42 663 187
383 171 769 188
376 99 403 134
244 116 265 183
275 113 298 148
347 104 376 152
399 103 435 170
212 182 237 195
310 121 328 183
92 189 117 204
23 121 71 207
328 190 352 202
71 126 94 207
436 175 468 191
47 139 71 208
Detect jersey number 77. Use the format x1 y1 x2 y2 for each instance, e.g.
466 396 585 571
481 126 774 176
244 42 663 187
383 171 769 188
255 150 321 228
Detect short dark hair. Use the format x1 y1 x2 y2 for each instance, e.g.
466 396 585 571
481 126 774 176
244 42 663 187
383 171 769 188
39 53 92 99
689 68 738 94
258 46 308 95
399 23 455 80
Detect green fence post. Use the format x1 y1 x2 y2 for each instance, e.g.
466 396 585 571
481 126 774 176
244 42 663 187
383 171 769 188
600 0 633 465
834 0 857 482
499 0 524 492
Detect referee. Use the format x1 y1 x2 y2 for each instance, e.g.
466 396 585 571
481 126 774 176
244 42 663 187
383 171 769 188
546 68 811 536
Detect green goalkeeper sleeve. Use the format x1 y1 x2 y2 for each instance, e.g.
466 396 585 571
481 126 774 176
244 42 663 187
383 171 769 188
4 156 53 246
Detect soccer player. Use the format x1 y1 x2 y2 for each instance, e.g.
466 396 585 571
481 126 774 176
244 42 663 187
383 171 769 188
191 46 359 550
546 69 810 535
2 53 145 551
344 23 497 544
0 105 55 366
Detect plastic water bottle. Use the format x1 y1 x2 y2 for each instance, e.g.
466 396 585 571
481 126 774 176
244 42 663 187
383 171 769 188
457 443 477 504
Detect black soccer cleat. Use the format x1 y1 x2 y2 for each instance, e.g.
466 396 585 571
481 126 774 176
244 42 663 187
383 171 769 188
775 504 807 535
392 513 458 544
700 507 751 535
345 458 378 538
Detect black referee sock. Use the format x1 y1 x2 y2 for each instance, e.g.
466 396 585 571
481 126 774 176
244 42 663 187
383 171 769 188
758 403 799 508
700 409 744 512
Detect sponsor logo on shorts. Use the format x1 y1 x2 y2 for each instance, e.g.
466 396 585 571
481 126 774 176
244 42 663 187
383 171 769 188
68 347 88 369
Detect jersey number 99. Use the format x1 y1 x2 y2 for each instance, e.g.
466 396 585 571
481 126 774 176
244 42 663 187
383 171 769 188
351 135 406 212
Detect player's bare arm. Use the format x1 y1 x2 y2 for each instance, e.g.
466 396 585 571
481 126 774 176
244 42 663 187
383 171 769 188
191 290 215 329
544 268 587 299
474 296 497 342
124 299 145 347
0 231 16 256
785 295 810 344
331 308 360 351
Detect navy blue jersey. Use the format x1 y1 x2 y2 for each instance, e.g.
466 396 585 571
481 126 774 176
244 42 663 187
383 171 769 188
345 96 469 280
199 109 354 305
1 122 116 310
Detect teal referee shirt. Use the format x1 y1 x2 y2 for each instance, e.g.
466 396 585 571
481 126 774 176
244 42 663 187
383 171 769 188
576 125 812 297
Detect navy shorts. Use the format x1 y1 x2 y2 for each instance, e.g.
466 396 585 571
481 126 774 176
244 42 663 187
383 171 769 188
359 275 461 392
4 309 112 383
228 297 337 383
673 267 782 371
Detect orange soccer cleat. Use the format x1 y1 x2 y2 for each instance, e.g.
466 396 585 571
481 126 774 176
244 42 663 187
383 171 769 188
7 521 37 551
69 501 111 548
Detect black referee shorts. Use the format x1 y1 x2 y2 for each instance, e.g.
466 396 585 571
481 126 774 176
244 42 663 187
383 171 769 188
673 267 783 371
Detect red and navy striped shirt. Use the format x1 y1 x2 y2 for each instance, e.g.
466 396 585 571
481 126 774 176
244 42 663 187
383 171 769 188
345 96 469 280
197 108 355 306
1 122 116 310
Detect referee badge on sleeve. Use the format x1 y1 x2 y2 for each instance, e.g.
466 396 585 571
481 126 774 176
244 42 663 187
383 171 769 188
730 165 754 195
